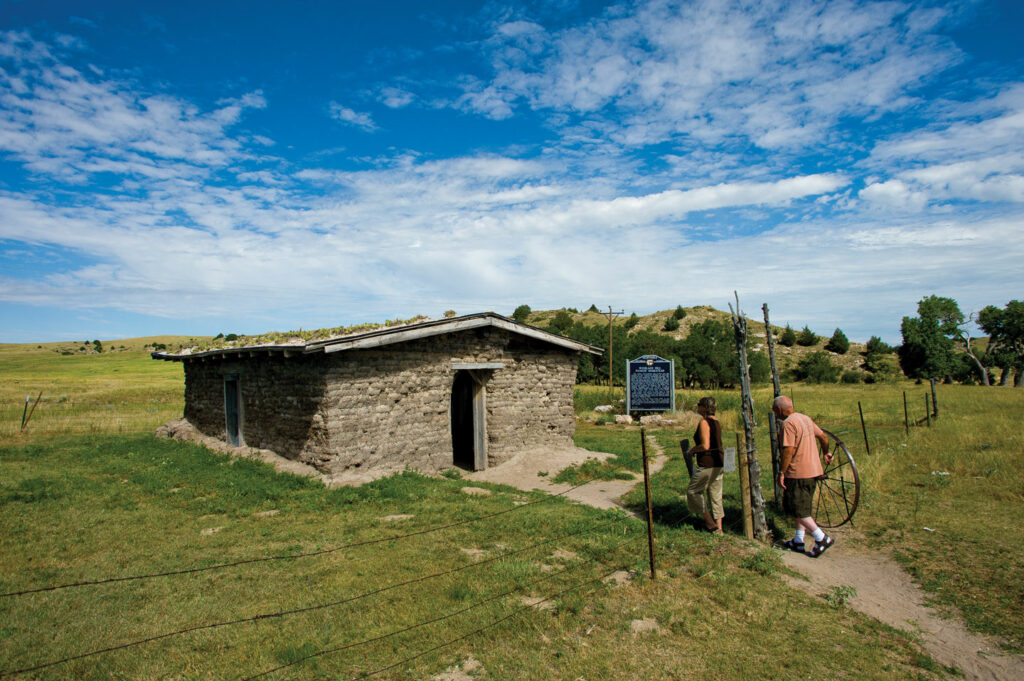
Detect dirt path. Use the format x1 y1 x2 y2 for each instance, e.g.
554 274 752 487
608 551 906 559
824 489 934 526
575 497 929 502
469 439 1023 681
466 433 667 517
777 527 1024 681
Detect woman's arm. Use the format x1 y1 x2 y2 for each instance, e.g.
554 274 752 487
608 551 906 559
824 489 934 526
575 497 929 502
687 419 710 454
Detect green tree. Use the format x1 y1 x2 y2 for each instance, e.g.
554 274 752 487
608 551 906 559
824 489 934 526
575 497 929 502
663 317 680 332
779 324 796 347
673 305 687 320
587 304 599 313
679 319 735 389
796 326 818 346
792 351 840 383
824 328 849 354
512 304 532 323
978 300 1024 386
623 312 639 330
898 295 962 380
864 336 892 356
549 310 573 334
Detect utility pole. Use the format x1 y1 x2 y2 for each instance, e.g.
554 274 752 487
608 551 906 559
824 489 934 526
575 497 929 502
606 306 624 394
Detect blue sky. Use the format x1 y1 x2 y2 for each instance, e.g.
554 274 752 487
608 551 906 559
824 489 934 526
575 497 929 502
1 0 1022 344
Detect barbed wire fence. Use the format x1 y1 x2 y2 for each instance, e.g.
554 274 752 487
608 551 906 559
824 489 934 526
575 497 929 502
0 468 664 679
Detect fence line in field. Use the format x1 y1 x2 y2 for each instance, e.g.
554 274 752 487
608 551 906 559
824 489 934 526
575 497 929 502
0 486 641 679
1 478 600 599
243 531 640 680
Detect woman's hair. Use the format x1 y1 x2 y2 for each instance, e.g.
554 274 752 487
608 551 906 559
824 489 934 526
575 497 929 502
697 396 716 415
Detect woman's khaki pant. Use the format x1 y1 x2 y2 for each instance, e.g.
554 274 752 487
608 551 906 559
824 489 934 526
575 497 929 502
686 466 724 520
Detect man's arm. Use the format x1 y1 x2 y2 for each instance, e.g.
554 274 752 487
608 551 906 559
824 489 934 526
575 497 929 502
778 445 795 489
814 424 831 462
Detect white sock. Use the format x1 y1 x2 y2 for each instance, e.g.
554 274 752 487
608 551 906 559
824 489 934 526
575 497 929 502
793 530 805 544
812 528 826 542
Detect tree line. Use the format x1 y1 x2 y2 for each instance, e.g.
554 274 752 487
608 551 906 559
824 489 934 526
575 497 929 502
511 297 1023 388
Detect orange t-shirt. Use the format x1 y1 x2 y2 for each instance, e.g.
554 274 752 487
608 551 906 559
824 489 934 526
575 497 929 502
781 412 825 479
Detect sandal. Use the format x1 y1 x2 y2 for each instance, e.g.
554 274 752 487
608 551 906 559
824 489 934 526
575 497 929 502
809 535 834 558
782 539 805 552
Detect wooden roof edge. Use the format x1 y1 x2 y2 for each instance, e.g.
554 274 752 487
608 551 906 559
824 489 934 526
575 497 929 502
151 312 603 362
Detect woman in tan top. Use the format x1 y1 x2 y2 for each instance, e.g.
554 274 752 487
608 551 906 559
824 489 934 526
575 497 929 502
686 396 725 535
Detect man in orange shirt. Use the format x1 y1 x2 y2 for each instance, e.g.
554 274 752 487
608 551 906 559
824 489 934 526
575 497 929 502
773 395 834 557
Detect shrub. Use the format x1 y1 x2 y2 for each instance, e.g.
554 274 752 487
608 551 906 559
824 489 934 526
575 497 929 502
865 335 893 355
587 304 599 313
624 313 639 330
864 354 903 383
550 310 573 333
673 305 687 320
792 351 840 383
663 317 680 332
512 304 531 323
841 370 864 384
825 328 850 354
780 324 796 347
224 333 239 341
797 326 818 346
444 310 456 318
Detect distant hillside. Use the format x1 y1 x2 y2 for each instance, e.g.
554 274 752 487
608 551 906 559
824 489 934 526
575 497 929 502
521 305 869 374
0 336 211 356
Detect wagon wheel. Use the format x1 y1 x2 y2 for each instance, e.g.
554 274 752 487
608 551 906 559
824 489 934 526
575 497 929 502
813 429 860 528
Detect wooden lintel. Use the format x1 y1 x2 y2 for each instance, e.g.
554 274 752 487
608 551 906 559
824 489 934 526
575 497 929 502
452 362 504 370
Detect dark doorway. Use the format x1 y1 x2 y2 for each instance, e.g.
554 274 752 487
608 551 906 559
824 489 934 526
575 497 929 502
224 375 240 446
451 371 474 469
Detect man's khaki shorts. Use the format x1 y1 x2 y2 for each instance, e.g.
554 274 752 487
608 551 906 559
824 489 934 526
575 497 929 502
783 477 817 518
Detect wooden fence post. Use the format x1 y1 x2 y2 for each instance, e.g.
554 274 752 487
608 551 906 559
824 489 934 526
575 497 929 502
736 432 753 540
729 293 769 541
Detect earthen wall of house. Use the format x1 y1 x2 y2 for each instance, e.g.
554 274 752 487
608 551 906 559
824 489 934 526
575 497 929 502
182 327 579 476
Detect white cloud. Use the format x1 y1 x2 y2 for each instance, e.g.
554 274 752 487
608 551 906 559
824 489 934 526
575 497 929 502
454 0 961 153
327 102 377 131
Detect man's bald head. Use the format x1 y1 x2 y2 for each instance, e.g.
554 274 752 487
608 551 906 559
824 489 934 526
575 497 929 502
773 395 794 416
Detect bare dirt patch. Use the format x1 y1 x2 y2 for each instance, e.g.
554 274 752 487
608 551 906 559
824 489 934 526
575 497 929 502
465 439 667 516
779 526 1024 681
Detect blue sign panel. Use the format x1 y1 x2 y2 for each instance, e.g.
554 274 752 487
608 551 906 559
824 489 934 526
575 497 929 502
626 355 675 412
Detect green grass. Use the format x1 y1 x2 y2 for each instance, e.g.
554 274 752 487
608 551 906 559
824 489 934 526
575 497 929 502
0 343 1001 678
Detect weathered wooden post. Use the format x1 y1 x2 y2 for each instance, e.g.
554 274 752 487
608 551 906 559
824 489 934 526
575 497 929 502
858 401 871 456
929 378 939 418
640 428 656 579
736 432 753 540
762 303 783 504
730 293 769 541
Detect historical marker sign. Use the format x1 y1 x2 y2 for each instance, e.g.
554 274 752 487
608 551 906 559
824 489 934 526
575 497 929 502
626 355 675 412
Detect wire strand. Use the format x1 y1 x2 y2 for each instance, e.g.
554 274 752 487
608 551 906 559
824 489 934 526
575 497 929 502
241 527 639 680
0 515 633 678
1 479 599 599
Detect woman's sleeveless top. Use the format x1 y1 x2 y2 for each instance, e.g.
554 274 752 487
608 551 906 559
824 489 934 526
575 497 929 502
693 416 724 468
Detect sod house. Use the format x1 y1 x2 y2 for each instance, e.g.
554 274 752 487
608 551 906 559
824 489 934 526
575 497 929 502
153 312 602 477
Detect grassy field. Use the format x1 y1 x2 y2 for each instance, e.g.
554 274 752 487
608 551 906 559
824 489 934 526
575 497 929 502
576 382 1024 651
2 343 1017 678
